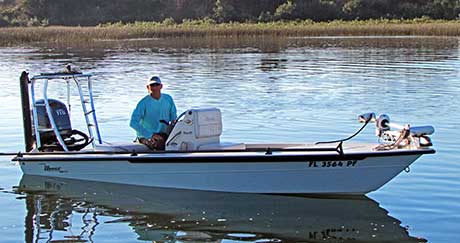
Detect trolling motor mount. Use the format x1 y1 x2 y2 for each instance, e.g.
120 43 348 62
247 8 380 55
358 112 435 150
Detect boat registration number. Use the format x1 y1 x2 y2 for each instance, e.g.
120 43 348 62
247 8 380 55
308 160 357 168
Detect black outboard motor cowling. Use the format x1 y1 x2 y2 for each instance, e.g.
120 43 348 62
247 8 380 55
34 99 91 151
36 99 72 141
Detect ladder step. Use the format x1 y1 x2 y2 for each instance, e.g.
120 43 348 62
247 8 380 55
85 110 94 115
37 128 54 132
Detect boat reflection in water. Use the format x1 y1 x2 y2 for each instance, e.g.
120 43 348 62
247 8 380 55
17 175 426 243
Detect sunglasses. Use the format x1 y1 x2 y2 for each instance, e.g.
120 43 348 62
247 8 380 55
149 83 161 87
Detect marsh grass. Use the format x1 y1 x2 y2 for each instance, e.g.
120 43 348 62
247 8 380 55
1 19 460 46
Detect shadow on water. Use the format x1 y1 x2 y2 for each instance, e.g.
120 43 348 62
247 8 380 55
16 175 426 243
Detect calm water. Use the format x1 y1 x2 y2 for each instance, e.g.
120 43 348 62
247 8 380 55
0 36 459 242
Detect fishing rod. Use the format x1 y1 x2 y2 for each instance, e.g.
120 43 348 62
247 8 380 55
0 152 23 156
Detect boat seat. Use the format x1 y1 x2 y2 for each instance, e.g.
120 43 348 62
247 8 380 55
198 142 246 151
94 142 152 153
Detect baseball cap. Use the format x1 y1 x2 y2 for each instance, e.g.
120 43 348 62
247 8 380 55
147 76 162 85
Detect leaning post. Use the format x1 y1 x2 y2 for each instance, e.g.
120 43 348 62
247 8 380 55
20 71 34 152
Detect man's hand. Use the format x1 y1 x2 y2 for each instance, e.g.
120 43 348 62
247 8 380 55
150 133 167 150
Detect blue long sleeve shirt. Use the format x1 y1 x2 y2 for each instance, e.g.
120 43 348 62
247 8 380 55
130 94 177 138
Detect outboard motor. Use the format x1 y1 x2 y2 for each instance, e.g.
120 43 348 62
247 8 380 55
34 99 91 151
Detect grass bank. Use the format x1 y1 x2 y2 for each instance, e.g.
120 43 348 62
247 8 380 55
1 19 460 46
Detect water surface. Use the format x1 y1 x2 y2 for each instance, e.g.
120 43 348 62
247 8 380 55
0 36 459 242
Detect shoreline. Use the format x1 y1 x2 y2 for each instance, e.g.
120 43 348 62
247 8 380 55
1 20 460 46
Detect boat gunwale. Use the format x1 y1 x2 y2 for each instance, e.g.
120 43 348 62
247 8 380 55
14 148 435 162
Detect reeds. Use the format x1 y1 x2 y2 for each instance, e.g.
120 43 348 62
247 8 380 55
1 19 460 46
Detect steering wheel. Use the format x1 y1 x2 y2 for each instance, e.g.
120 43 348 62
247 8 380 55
40 129 93 151
66 129 93 151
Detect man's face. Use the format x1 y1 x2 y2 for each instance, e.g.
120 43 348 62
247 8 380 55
147 83 162 93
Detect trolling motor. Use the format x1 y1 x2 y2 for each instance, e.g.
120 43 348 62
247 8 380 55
358 112 434 150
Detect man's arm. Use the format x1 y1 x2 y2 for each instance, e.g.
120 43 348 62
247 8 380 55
170 99 177 121
130 100 152 138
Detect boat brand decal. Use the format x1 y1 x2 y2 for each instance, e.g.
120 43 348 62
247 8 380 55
43 164 67 173
308 160 358 168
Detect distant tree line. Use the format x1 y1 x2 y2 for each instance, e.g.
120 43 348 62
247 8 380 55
1 0 460 26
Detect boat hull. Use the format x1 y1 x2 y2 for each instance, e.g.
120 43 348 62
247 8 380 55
16 151 426 194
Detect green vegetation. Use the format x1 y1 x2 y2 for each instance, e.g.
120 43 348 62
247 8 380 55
1 0 460 46
1 19 460 46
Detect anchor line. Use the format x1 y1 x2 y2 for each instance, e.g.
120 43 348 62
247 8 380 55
315 119 371 145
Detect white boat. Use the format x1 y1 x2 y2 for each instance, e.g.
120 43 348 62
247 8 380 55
13 68 436 194
18 175 425 243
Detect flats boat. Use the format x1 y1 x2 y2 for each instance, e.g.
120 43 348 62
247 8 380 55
13 69 435 194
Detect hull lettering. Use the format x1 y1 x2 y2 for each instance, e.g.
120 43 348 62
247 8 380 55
308 160 358 168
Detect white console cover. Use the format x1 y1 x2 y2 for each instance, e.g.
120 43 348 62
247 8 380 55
193 108 222 138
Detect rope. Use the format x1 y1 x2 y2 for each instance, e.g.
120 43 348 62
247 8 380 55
315 119 371 145
374 128 410 151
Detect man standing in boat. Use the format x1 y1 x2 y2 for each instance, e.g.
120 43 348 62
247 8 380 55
130 76 177 150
